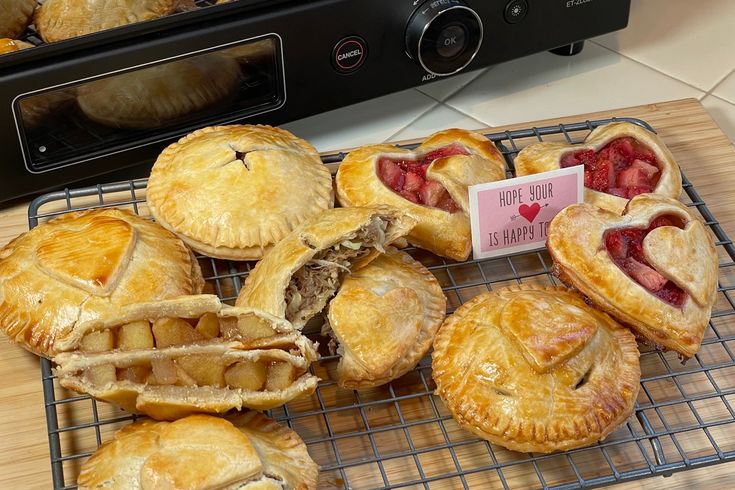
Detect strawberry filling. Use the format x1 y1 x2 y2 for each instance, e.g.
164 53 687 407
377 145 468 212
604 215 687 307
560 137 661 199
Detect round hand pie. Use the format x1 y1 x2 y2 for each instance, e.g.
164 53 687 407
0 208 203 358
0 0 35 38
336 128 506 261
147 124 334 260
324 247 445 390
54 295 319 420
515 122 682 213
547 193 718 359
0 38 32 53
237 206 415 329
35 0 195 42
77 413 318 489
77 54 241 130
432 285 640 453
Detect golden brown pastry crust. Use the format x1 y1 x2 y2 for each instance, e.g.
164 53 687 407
336 128 506 261
0 0 35 38
77 413 318 490
236 206 415 327
326 247 445 390
515 122 682 213
0 38 32 54
147 125 334 260
0 208 203 358
432 284 640 453
53 295 319 420
35 0 194 43
547 194 718 358
77 54 241 129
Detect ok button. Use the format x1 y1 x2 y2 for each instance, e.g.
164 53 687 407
435 23 467 59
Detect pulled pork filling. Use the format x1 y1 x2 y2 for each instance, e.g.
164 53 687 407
285 218 388 325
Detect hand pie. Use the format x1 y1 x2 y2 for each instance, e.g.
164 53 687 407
324 247 445 390
547 194 718 358
147 125 334 260
432 285 640 453
0 0 35 38
0 208 203 358
336 129 506 261
515 122 682 213
237 206 416 328
77 413 318 489
35 0 195 43
77 54 241 129
53 295 319 420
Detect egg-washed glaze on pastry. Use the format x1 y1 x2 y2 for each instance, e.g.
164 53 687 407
54 295 319 420
77 54 241 129
77 413 318 489
336 128 506 261
0 38 32 53
0 0 35 38
515 122 682 214
0 208 203 358
324 247 445 390
237 206 416 329
432 284 640 453
547 193 717 359
147 125 334 260
35 0 195 43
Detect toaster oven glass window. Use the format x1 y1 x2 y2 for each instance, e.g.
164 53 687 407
16 36 284 172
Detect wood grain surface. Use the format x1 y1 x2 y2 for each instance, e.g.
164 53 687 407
0 98 733 489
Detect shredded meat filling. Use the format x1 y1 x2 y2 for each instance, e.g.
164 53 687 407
285 218 387 325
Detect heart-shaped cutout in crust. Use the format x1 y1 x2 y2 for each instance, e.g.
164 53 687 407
336 128 506 260
329 287 422 376
36 215 137 296
547 194 718 358
643 222 717 307
516 122 682 214
501 293 598 373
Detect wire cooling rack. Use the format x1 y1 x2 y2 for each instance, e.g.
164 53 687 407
29 118 735 489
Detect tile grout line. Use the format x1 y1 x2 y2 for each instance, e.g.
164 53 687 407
416 68 489 104
439 102 495 129
706 66 735 102
589 40 710 98
383 98 442 143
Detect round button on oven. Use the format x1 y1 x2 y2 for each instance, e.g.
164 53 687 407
332 36 367 74
504 0 528 24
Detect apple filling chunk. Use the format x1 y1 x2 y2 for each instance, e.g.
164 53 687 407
76 314 303 392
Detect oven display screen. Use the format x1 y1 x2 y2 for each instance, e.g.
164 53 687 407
16 35 284 172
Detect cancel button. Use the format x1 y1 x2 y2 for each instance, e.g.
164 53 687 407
332 36 367 74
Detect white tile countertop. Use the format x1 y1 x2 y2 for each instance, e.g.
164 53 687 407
283 0 735 150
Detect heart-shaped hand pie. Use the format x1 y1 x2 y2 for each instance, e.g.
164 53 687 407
432 285 640 453
336 128 506 261
515 122 682 214
0 208 204 358
324 247 446 390
547 194 718 358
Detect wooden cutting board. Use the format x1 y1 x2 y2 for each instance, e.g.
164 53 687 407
0 98 733 489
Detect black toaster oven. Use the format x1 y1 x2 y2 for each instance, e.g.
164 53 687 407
0 0 630 202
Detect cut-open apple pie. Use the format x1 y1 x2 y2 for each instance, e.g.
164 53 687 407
53 295 319 420
515 122 682 213
0 208 203 358
237 206 416 328
547 194 718 358
336 129 506 261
